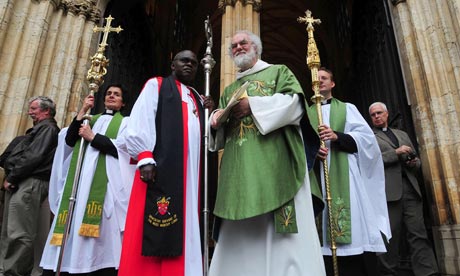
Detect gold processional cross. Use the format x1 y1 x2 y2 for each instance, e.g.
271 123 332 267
93 15 123 49
298 9 340 276
297 10 321 70
297 10 321 27
87 15 123 93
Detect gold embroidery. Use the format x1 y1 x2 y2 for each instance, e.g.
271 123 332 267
279 205 296 227
85 201 103 217
228 80 276 146
331 197 351 240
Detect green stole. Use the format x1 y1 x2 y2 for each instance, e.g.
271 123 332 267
51 112 123 245
307 98 352 244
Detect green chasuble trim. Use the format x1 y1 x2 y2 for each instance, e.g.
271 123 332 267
307 98 352 244
51 113 123 245
214 65 305 234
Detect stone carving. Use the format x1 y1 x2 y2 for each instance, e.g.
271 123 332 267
218 0 261 11
58 0 100 22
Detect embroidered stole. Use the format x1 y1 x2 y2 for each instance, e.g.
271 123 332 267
142 76 205 257
308 98 352 244
51 112 123 245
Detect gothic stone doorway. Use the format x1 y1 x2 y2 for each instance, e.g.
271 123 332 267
97 1 427 273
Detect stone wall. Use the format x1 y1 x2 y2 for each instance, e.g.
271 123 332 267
0 0 100 149
389 0 460 274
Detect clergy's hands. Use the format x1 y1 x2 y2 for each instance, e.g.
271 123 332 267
201 95 215 111
317 146 329 161
211 109 224 129
78 124 95 142
140 164 156 185
318 124 338 142
395 145 412 156
77 95 95 121
231 98 251 119
406 157 419 168
397 145 418 167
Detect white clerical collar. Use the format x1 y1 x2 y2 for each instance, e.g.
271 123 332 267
104 109 114 115
382 127 388 131
236 59 271 80
321 98 332 105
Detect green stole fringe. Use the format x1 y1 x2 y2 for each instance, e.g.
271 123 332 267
308 98 352 244
51 112 123 245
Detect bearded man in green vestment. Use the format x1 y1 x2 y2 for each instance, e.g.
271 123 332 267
208 30 326 276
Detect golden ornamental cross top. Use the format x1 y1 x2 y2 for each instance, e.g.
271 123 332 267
297 10 321 69
297 10 321 31
93 15 123 49
87 15 122 93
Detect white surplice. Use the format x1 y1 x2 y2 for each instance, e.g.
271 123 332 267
120 78 203 276
40 115 135 273
319 103 391 256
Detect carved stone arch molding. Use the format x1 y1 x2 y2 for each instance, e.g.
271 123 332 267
60 0 100 21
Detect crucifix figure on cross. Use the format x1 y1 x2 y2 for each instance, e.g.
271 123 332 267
93 15 123 49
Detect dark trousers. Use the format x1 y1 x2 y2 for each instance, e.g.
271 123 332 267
379 179 438 276
43 268 117 276
324 252 378 276
0 178 48 276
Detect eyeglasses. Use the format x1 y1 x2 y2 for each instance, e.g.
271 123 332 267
230 39 250 49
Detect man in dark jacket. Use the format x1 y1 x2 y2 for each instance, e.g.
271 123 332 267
0 131 29 250
0 96 60 276
369 101 438 276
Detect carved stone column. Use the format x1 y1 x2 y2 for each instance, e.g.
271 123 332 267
0 0 101 150
218 0 261 91
388 0 460 274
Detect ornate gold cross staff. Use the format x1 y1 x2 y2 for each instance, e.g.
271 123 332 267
298 10 339 276
87 15 123 94
93 15 123 49
55 15 122 276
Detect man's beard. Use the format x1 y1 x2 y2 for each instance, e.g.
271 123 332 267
233 49 257 70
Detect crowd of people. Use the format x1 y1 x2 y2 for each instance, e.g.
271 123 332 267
0 30 439 276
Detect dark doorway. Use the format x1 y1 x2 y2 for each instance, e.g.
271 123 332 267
94 0 221 114
260 0 415 139
90 1 427 274
94 1 222 251
95 0 414 135
261 1 423 275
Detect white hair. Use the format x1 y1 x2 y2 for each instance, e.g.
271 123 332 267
228 30 263 57
368 101 388 115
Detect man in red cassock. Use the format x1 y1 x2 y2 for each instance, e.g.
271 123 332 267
119 50 213 276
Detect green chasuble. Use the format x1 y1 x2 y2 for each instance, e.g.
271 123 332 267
214 65 307 225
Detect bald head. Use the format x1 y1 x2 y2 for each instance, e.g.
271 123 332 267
171 50 198 85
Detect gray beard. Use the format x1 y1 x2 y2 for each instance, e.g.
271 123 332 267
233 51 257 70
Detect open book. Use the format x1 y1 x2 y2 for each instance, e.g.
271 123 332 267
217 81 250 125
